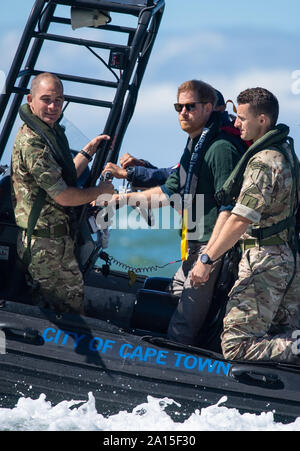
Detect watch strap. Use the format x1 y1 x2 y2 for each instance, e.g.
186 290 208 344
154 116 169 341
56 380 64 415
126 166 135 182
80 149 93 162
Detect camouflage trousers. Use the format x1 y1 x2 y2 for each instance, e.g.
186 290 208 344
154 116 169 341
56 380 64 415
221 243 300 363
18 230 84 315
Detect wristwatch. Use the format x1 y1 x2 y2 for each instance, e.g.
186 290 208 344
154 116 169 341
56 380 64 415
200 253 214 265
80 149 93 162
126 166 135 182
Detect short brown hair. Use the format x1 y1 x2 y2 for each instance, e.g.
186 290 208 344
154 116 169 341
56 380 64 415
30 72 63 96
177 80 217 108
237 87 279 128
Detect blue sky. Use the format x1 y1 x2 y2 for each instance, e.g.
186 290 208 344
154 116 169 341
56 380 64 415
1 0 300 168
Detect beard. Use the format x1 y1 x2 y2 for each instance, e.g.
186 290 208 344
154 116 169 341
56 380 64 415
179 118 205 136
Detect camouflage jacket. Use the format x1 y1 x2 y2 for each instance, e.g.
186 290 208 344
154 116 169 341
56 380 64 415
11 123 69 230
232 141 300 241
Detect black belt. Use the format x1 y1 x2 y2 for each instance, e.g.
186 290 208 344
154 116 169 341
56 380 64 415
23 222 69 239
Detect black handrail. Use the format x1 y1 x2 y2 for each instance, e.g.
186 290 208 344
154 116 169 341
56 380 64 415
87 1 165 188
0 0 165 160
0 0 55 156
32 31 130 51
107 0 165 164
53 0 155 17
0 0 165 262
11 87 114 108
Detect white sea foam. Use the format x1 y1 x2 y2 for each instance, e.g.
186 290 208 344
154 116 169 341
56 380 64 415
1 393 300 431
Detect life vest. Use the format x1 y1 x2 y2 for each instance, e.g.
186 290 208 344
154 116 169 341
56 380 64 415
17 104 78 266
215 123 299 245
180 111 247 260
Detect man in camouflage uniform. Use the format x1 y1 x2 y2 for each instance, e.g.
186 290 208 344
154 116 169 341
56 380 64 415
11 72 113 314
190 87 300 363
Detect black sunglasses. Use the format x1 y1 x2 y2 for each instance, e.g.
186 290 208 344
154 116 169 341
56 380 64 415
174 101 207 113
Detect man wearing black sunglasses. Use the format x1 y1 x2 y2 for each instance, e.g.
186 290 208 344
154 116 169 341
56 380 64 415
103 80 245 349
102 89 234 188
163 80 245 348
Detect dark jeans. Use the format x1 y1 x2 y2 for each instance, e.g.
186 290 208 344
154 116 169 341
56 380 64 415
167 243 222 345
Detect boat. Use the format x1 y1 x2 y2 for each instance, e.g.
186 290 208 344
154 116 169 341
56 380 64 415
1 0 300 425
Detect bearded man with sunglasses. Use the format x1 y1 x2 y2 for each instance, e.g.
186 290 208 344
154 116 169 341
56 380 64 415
104 80 244 348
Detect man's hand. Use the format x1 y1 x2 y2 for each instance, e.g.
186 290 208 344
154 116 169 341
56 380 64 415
102 162 127 179
95 191 121 208
98 180 115 196
83 134 110 157
90 181 114 207
120 152 145 168
190 259 212 287
74 134 111 178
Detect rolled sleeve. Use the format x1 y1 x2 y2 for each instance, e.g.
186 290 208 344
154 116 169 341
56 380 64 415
46 177 68 199
231 202 261 223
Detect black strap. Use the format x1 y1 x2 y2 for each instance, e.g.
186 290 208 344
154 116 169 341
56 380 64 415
251 216 296 241
19 104 77 187
184 111 222 200
22 189 47 267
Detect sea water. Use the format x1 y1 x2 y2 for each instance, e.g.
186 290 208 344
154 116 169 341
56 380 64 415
1 393 300 431
98 226 182 278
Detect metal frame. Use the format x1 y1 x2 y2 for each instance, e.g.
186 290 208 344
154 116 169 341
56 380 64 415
54 0 155 15
0 0 165 171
